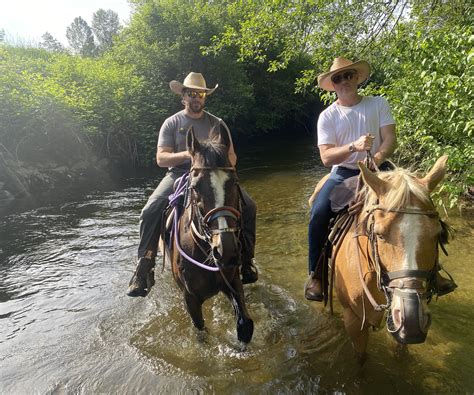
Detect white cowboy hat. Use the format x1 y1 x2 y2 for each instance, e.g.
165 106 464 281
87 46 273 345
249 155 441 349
317 57 371 92
169 72 218 95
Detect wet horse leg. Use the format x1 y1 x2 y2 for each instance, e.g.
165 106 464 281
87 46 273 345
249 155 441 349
343 307 368 364
222 283 254 343
183 291 205 331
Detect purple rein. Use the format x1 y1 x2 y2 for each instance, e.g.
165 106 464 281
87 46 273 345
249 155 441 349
168 173 221 272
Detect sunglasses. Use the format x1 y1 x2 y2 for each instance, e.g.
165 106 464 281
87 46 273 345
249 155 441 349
331 70 357 84
186 90 207 99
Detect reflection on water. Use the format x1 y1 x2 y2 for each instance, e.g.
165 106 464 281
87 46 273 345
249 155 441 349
1 136 473 393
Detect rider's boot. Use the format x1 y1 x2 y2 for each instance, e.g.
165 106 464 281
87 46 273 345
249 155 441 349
305 272 323 302
127 256 156 297
241 257 258 284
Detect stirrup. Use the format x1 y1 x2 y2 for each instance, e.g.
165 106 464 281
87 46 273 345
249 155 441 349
304 271 323 302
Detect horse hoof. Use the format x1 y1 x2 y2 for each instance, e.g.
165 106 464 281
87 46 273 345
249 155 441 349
237 319 254 343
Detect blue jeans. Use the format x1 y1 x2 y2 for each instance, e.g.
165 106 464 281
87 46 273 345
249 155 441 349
308 167 360 276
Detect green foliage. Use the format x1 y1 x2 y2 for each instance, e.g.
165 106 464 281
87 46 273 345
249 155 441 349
1 0 471 207
0 46 145 166
204 0 472 206
116 0 316 138
364 23 473 208
0 47 90 165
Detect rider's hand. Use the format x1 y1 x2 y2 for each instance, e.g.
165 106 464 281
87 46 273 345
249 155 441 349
353 134 375 152
373 152 384 166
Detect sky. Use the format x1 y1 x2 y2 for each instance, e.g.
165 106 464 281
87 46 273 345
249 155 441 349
1 0 132 46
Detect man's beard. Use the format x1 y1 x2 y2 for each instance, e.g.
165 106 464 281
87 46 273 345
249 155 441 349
189 101 204 113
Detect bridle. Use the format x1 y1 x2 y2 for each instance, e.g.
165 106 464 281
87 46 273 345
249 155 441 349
188 165 241 241
169 167 242 273
358 204 440 313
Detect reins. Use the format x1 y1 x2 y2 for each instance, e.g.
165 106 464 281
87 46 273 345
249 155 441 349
166 167 243 295
328 153 447 328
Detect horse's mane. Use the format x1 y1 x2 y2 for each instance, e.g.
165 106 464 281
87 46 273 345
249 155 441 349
362 167 432 210
195 140 230 168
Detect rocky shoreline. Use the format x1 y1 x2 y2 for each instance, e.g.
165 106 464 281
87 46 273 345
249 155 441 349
0 152 112 215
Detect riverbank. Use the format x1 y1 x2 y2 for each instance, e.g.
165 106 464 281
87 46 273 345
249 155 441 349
0 151 113 215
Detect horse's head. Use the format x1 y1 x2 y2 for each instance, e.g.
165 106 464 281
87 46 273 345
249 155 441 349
186 126 241 267
359 155 449 344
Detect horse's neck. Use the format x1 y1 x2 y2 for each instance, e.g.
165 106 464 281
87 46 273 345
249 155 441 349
350 211 375 272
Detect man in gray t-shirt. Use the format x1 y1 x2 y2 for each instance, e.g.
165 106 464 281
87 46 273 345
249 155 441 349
127 72 258 297
157 109 233 172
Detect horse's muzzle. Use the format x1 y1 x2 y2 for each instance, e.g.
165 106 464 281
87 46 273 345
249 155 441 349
387 288 432 344
212 232 240 267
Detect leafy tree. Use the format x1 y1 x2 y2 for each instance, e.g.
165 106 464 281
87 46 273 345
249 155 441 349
115 1 317 142
364 22 473 208
2 0 471 206
40 32 65 53
0 29 5 43
92 9 121 53
202 0 472 205
66 17 97 56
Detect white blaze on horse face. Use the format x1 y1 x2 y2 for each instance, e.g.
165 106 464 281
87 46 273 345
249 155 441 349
210 170 230 229
398 210 423 269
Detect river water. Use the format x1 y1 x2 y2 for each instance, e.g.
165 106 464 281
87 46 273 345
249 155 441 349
1 136 473 394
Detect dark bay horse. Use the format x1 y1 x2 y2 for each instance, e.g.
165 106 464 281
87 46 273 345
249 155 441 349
333 156 450 361
162 127 254 343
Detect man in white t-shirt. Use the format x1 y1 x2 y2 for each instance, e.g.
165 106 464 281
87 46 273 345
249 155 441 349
305 57 456 301
305 57 396 301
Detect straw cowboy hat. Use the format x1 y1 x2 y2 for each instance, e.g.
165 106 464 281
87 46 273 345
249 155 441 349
317 57 371 91
169 72 218 95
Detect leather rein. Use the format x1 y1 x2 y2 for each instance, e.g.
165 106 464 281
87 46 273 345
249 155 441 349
188 166 241 249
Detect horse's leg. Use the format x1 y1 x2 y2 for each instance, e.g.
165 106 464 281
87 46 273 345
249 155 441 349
183 291 205 331
343 307 368 364
222 281 254 343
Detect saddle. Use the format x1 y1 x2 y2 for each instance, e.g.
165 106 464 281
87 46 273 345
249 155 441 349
309 173 363 306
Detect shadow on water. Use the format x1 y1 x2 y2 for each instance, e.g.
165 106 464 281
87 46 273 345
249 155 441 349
0 134 473 393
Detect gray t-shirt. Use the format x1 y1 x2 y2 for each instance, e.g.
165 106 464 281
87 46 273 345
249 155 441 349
157 110 230 171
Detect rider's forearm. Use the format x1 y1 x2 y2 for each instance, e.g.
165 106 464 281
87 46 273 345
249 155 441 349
156 151 191 168
374 125 397 164
319 144 353 167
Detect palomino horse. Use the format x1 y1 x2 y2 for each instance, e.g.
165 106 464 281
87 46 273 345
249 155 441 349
162 127 254 343
333 156 450 360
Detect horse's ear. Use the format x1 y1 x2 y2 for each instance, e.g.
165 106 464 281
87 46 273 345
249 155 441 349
420 155 448 192
186 126 200 155
359 161 389 196
211 124 231 150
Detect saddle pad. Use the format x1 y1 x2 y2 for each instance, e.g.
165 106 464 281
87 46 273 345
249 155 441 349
330 175 359 212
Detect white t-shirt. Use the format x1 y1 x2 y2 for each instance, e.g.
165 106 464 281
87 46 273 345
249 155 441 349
317 96 395 170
